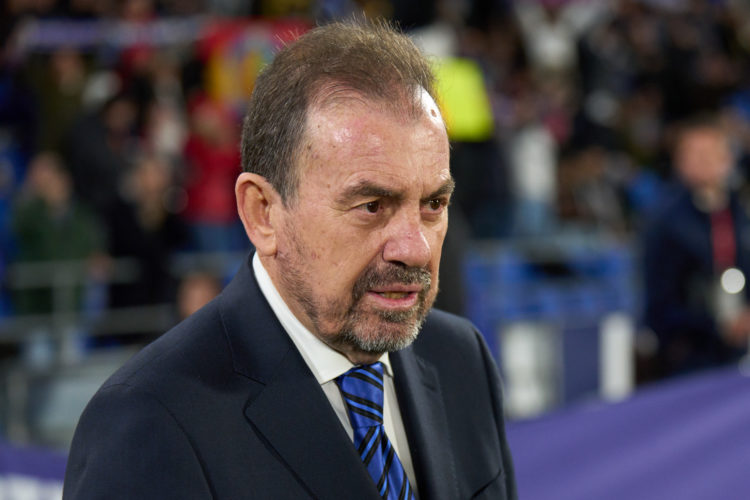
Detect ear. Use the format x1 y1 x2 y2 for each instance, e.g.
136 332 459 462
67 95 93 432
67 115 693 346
235 172 281 256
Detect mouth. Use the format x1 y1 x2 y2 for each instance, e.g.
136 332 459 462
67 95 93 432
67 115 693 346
351 263 432 316
366 285 422 310
376 291 412 299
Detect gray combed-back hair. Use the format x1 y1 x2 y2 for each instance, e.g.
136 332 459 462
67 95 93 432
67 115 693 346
240 18 436 203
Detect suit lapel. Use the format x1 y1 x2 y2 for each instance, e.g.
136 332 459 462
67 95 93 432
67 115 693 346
243 348 380 499
220 256 380 499
392 347 460 500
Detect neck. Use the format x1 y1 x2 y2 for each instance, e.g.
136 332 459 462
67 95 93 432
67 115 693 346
340 349 384 366
693 185 728 212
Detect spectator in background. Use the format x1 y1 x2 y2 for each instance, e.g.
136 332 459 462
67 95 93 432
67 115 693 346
27 47 87 153
0 35 38 178
10 152 104 365
142 51 188 163
557 144 629 234
63 92 140 215
643 115 750 378
10 152 103 317
181 96 244 252
104 153 187 343
176 271 221 320
507 84 558 237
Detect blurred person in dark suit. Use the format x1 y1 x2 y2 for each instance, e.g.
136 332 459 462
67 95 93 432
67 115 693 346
103 153 188 344
643 115 750 378
63 92 139 215
64 19 516 499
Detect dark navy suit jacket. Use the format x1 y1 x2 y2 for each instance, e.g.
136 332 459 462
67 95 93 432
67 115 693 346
63 255 517 499
643 185 750 375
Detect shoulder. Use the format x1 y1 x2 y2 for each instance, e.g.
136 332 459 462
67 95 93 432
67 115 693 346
410 308 497 384
642 185 696 244
647 184 691 223
99 296 231 402
424 307 477 331
416 308 487 356
66 298 235 496
65 368 214 498
731 190 750 220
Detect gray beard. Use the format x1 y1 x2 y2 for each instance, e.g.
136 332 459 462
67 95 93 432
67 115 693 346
336 299 427 354
277 242 433 355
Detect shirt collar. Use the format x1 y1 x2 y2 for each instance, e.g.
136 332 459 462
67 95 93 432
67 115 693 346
252 253 392 384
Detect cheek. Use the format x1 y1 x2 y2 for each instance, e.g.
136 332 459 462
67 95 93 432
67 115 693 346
304 234 369 291
430 225 448 263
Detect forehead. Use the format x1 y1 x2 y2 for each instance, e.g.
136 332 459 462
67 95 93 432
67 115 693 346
299 93 450 193
679 128 727 150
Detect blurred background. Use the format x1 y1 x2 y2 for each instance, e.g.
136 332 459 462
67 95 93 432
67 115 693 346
2 0 750 498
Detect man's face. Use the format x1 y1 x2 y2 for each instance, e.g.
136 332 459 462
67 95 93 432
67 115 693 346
272 92 452 362
676 128 732 190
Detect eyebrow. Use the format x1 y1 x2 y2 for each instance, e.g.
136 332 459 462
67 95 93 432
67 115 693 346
336 180 404 205
336 178 456 206
423 178 456 202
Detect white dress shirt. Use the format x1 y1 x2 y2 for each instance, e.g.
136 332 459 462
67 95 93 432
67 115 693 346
252 254 418 491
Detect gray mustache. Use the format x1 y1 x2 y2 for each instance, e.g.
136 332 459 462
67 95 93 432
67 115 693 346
352 265 431 301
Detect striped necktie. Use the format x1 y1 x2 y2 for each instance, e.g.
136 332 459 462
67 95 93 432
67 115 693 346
336 363 415 500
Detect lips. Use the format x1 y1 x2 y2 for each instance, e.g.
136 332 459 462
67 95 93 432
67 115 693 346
370 284 422 297
351 264 431 312
365 284 422 310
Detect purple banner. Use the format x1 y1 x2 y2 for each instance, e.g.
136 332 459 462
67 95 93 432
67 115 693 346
0 441 66 480
0 441 65 498
507 366 750 499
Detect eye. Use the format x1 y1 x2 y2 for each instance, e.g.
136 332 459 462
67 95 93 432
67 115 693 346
364 200 380 213
425 198 446 212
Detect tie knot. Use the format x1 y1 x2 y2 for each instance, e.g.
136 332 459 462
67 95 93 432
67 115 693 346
336 363 385 428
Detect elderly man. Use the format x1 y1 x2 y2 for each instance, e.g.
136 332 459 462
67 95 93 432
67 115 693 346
64 20 517 499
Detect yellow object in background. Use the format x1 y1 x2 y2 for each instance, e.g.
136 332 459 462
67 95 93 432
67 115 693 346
204 30 272 110
432 57 494 142
201 19 309 113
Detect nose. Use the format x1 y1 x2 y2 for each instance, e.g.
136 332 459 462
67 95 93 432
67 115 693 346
382 211 432 268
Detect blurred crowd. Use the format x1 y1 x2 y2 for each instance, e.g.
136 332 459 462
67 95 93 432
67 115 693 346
2 0 750 378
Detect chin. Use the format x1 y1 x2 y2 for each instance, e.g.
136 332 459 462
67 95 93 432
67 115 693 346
342 317 423 355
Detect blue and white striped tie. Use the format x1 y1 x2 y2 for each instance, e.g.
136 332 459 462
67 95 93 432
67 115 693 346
336 363 415 499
